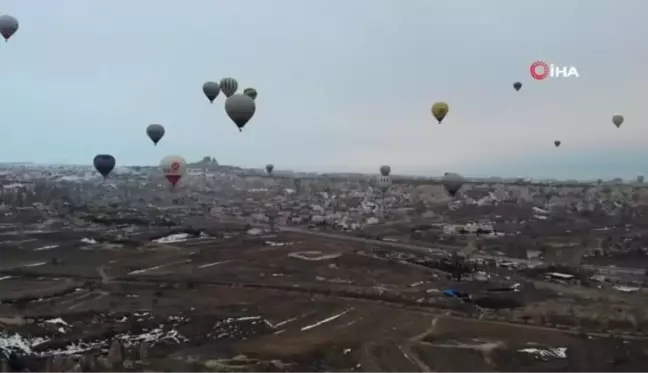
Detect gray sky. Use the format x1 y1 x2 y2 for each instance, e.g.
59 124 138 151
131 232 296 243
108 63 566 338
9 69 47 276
1 0 646 179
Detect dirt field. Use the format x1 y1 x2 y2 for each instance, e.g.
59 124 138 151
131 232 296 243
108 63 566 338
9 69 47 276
2 227 648 371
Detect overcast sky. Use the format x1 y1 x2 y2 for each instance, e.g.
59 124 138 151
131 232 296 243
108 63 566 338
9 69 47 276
0 0 646 179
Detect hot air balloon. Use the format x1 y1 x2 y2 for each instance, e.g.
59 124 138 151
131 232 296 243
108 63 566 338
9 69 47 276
554 140 561 147
612 114 624 128
442 173 464 197
431 102 449 124
513 82 522 91
266 164 274 175
202 81 220 103
225 94 256 132
379 165 391 176
377 175 391 192
220 77 238 98
93 154 116 178
146 124 165 146
0 15 19 42
243 88 258 100
160 155 186 187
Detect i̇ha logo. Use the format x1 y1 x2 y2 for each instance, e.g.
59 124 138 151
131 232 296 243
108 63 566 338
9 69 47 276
530 61 579 80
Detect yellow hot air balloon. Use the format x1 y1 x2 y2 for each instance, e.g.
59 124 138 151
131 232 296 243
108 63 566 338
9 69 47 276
431 102 449 124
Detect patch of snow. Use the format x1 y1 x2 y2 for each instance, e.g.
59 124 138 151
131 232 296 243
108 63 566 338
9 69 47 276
288 251 341 261
519 347 567 359
235 316 262 322
33 244 59 251
153 233 190 244
0 333 47 357
301 309 352 331
265 241 293 247
198 260 232 269
547 272 574 280
246 228 263 236
80 238 97 244
119 328 188 347
128 260 190 275
366 217 379 225
613 285 640 293
532 207 549 214
1 324 189 358
273 317 299 328
43 318 69 326
23 262 47 268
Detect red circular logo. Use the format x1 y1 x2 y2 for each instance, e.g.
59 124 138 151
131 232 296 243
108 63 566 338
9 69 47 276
170 162 180 171
530 61 549 80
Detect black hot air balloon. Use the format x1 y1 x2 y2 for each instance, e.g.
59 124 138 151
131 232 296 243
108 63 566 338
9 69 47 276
225 94 256 131
202 81 220 103
0 15 19 42
513 82 522 91
93 154 116 178
442 173 464 197
146 124 165 146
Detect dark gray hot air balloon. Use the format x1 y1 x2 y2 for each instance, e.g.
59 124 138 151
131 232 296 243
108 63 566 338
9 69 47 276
243 88 258 100
202 81 220 103
93 154 116 178
266 164 274 175
612 114 624 128
146 124 165 146
554 140 561 147
220 77 238 98
0 15 18 42
442 172 464 197
379 165 391 176
513 82 522 91
225 94 256 131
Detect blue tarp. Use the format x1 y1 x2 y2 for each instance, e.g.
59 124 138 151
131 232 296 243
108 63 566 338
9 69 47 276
444 289 470 298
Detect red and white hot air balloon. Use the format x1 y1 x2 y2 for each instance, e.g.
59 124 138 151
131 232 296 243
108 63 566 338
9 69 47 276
159 155 186 187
